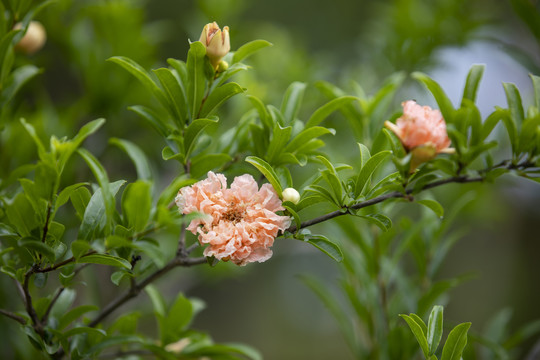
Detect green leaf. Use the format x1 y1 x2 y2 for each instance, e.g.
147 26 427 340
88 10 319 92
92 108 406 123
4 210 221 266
190 153 232 179
412 72 455 122
78 180 126 241
108 56 167 107
0 30 20 84
20 118 47 159
77 254 131 270
245 156 283 196
280 82 306 124
247 95 272 130
355 150 391 197
19 238 56 262
427 305 444 355
58 305 99 331
417 199 444 218
306 96 358 128
122 181 151 233
6 192 38 237
70 186 91 220
441 322 471 360
146 285 166 317
358 143 371 169
285 126 335 153
400 314 430 358
232 39 272 63
530 74 540 109
163 293 193 341
266 124 292 164
77 149 114 230
359 213 392 232
199 82 244 118
303 234 343 262
71 240 90 260
316 156 343 204
128 105 169 137
110 138 152 181
410 313 428 335
152 67 187 126
503 82 525 128
461 65 485 105
0 65 42 107
282 204 300 231
186 41 207 119
60 326 106 340
184 118 218 158
56 183 89 211
161 146 185 163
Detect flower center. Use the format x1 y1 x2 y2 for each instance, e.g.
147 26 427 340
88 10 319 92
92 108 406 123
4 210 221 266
222 202 246 223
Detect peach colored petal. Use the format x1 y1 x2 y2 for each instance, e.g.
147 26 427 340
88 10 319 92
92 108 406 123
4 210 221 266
176 172 291 266
390 100 452 152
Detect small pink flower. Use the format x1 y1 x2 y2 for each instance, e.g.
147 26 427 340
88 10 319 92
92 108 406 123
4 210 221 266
175 172 291 266
385 100 454 171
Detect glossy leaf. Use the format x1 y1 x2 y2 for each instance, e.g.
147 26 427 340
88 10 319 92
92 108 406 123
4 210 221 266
355 150 391 197
418 199 444 218
186 41 207 119
400 314 430 358
503 82 525 128
122 181 151 233
153 67 187 126
184 118 218 158
58 305 99 331
441 322 471 360
461 65 485 105
77 254 131 270
412 72 455 122
128 105 169 137
281 82 306 124
427 305 444 355
245 156 283 196
110 138 152 181
285 126 335 153
199 82 244 118
232 39 272 63
306 96 358 128
108 56 167 107
78 180 125 240
303 234 343 262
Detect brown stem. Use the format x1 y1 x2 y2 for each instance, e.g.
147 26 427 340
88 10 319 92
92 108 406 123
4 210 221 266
0 308 27 325
36 250 97 273
41 287 64 323
87 256 206 328
22 266 43 336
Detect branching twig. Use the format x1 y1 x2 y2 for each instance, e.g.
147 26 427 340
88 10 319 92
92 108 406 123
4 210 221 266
87 255 206 328
41 287 64 323
0 308 27 325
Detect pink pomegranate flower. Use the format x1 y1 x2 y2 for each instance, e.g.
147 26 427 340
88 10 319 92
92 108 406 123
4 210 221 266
175 172 291 266
385 100 454 170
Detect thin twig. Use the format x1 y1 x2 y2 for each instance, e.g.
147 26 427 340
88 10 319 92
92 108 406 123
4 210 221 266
22 266 43 336
41 287 64 323
87 256 206 328
0 308 27 325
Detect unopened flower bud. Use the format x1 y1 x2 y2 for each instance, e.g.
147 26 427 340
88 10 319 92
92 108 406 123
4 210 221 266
199 22 230 69
217 59 229 73
14 21 47 55
282 188 300 205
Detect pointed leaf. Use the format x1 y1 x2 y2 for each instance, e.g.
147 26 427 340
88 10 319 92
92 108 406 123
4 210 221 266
355 150 391 196
232 39 272 63
303 234 343 262
199 82 244 118
412 72 455 122
280 82 306 124
427 305 444 355
77 254 131 270
461 65 485 105
245 156 283 196
441 322 471 360
306 96 358 128
109 138 152 181
186 41 207 119
417 199 444 218
400 314 430 358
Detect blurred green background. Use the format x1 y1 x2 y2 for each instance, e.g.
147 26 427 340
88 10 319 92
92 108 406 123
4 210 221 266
1 0 540 358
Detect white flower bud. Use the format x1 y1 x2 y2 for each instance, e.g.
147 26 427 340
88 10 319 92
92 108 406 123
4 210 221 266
14 21 47 55
282 187 300 205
